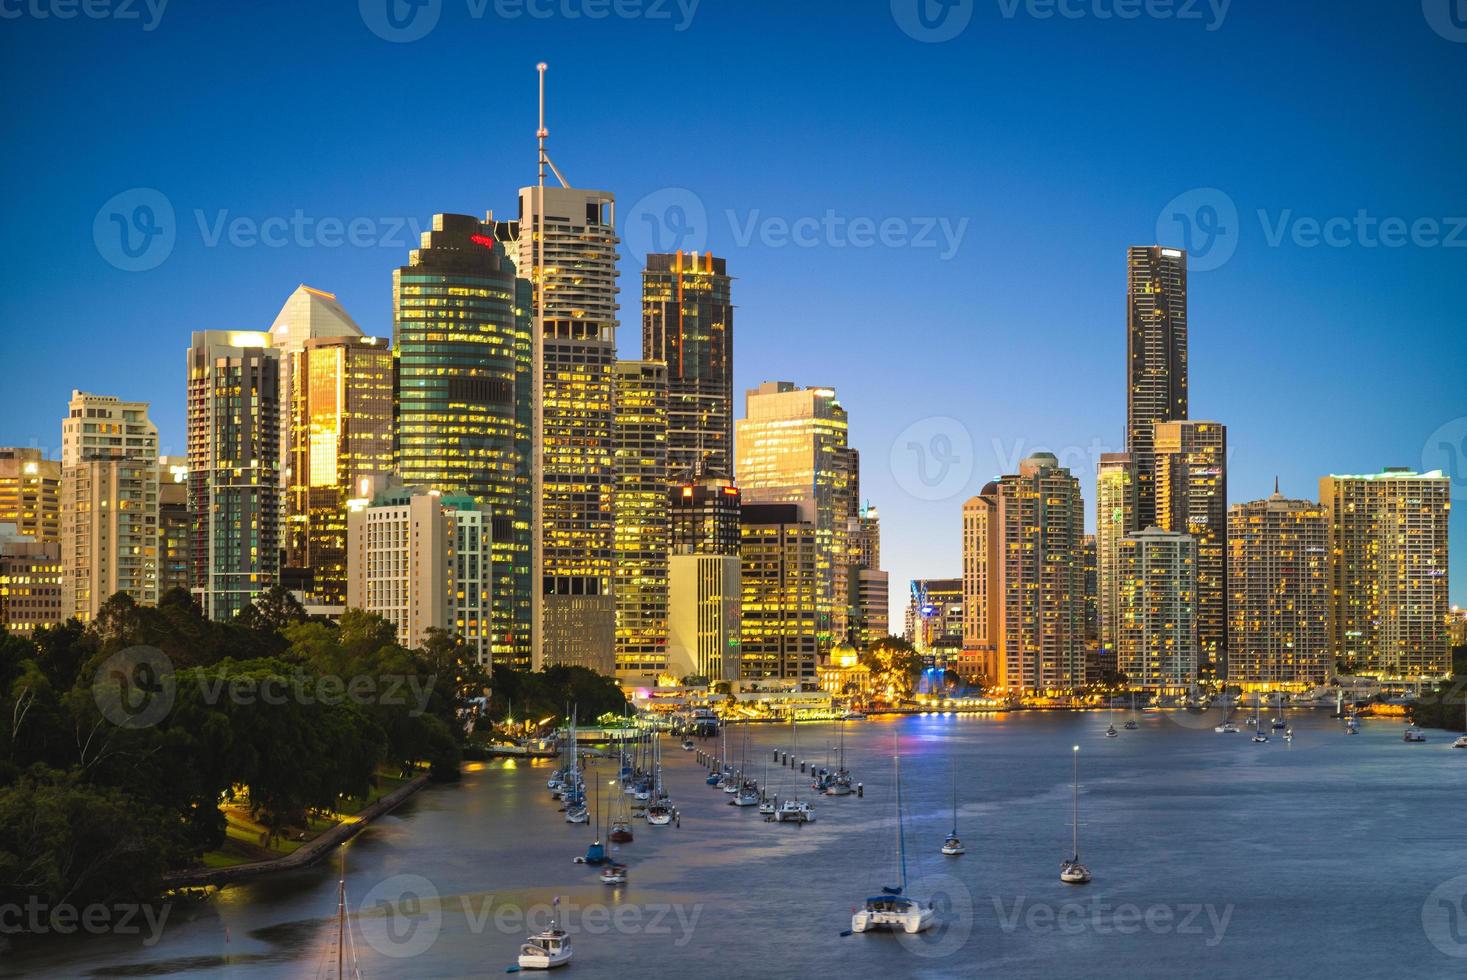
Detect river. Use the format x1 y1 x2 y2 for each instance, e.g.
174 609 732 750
7 709 1467 978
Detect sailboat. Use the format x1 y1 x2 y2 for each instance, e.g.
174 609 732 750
1250 699 1269 743
851 738 935 934
1454 700 1467 749
1104 700 1118 738
776 713 815 823
758 761 776 815
1214 694 1239 734
1270 692 1287 731
826 716 854 796
731 722 760 806
582 774 607 865
320 851 364 979
647 734 674 826
1060 746 1092 884
517 896 573 970
1124 692 1139 730
941 759 965 856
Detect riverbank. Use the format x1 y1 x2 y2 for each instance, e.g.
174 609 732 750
161 774 430 889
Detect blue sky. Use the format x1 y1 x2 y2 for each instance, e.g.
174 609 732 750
2 0 1463 618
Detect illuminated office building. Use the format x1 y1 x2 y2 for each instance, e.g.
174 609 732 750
60 391 160 620
961 490 1001 685
394 213 533 667
612 360 669 679
667 553 741 684
0 525 62 636
735 382 855 650
1319 468 1452 680
906 577 963 665
1126 245 1188 530
1154 420 1227 676
670 477 741 555
850 504 887 647
157 457 190 595
285 336 394 605
1095 452 1134 654
186 331 281 621
642 251 734 479
1117 527 1198 692
0 449 61 545
501 186 619 674
1227 488 1329 689
739 503 821 681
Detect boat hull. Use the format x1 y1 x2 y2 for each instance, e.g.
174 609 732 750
851 907 935 934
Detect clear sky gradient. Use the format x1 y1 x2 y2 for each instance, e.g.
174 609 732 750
2 0 1463 623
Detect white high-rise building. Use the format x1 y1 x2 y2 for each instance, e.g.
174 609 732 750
61 391 160 620
666 553 741 683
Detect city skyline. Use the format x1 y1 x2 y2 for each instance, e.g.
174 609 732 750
3 3 1465 626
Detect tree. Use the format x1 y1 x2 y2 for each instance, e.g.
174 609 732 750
860 636 925 694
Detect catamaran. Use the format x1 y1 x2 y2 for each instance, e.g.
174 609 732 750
1060 746 1092 884
1215 694 1240 733
826 716 854 796
518 897 573 970
851 738 935 935
776 713 815 823
1250 699 1269 743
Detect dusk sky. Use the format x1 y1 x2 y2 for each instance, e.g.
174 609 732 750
3 0 1463 619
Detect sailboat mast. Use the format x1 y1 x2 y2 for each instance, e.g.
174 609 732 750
336 874 345 979
896 748 908 892
1071 745 1080 858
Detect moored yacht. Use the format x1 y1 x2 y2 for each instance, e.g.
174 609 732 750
518 898 573 970
1060 745 1092 884
1403 727 1427 743
851 739 935 936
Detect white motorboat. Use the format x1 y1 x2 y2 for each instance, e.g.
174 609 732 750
850 737 935 936
518 898 573 970
564 805 589 824
758 796 776 816
732 784 760 807
1453 735 1467 749
1403 727 1427 743
1060 746 1092 884
600 863 628 885
1215 722 1239 734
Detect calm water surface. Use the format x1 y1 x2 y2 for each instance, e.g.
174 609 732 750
9 710 1467 979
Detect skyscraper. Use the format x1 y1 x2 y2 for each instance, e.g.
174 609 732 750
1319 468 1452 680
961 489 1001 685
1095 452 1134 655
965 454 1087 693
186 331 281 621
1154 420 1227 676
395 213 533 667
670 477 741 556
642 251 734 480
157 457 189 595
735 382 854 649
0 525 62 636
506 185 620 674
739 503 821 681
612 360 669 679
1126 245 1188 530
284 336 394 606
60 391 160 620
0 449 61 545
667 554 741 683
1227 488 1330 689
1117 527 1198 692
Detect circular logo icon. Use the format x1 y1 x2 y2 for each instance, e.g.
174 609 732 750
895 872 973 958
1421 417 1467 501
1423 0 1467 42
1423 874 1467 957
360 0 442 43
1154 188 1239 273
93 188 175 272
622 187 709 266
359 874 442 959
92 646 175 729
891 0 975 42
890 416 975 502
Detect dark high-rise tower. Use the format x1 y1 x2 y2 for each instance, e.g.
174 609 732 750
393 213 533 667
1125 245 1188 530
642 252 733 480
